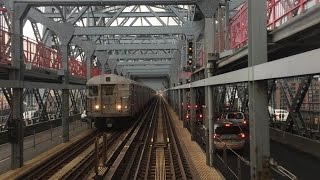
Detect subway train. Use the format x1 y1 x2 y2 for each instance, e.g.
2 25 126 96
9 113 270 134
86 74 155 129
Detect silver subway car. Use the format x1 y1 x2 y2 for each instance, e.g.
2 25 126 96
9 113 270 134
86 74 155 129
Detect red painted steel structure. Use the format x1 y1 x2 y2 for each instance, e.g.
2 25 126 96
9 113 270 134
0 26 90 78
1 1 319 78
0 7 96 78
230 0 320 49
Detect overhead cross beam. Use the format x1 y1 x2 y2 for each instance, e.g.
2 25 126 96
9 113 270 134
109 53 174 59
96 43 178 51
44 12 185 18
118 61 171 66
74 26 192 35
11 0 195 6
122 65 170 70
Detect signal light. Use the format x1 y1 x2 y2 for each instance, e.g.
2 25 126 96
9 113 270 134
188 42 193 53
187 59 192 65
187 41 193 66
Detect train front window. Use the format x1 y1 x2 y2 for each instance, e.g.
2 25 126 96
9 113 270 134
88 86 98 96
103 85 115 96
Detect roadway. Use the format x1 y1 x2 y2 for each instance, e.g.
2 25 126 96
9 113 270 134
216 135 320 180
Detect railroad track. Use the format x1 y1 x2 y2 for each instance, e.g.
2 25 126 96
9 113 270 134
16 130 101 180
109 97 193 179
16 97 191 180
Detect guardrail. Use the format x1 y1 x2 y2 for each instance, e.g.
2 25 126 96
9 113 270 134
0 24 101 78
230 0 320 49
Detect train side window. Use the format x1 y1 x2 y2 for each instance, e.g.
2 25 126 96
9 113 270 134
88 86 98 96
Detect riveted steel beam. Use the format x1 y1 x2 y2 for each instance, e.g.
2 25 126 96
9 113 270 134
96 43 178 51
109 53 174 59
11 0 195 6
118 61 171 66
74 26 192 35
44 12 184 18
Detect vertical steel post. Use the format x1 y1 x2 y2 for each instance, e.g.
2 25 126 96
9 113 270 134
183 88 187 127
178 89 182 120
10 3 29 169
225 0 230 50
203 14 216 166
207 64 215 167
175 89 179 112
190 87 196 141
103 133 107 163
248 0 270 179
86 55 92 80
33 128 36 149
172 90 175 108
95 137 99 175
61 42 70 143
50 123 53 141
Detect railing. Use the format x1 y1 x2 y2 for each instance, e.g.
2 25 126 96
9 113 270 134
0 28 11 65
230 0 320 49
0 27 88 78
230 3 248 49
23 37 62 71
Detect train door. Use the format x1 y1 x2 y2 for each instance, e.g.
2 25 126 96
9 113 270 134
101 84 115 114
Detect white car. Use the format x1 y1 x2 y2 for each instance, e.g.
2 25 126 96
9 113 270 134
225 112 247 125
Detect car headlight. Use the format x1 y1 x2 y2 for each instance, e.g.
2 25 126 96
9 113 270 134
117 105 121 110
95 105 100 110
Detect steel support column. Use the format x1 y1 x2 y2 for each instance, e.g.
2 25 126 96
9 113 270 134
178 89 182 119
86 51 94 80
224 0 230 50
248 0 270 179
176 90 179 112
182 88 187 128
206 63 215 167
172 89 175 110
203 15 216 166
190 87 196 141
10 3 29 169
61 43 70 143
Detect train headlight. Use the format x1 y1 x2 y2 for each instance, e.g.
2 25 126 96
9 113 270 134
95 105 100 110
117 105 121 110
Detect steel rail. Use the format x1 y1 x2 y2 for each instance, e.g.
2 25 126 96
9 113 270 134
16 130 99 180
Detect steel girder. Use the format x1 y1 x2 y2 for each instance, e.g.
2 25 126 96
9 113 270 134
122 65 170 70
74 26 193 36
117 61 171 66
44 12 185 18
109 53 174 59
53 90 62 119
279 77 312 136
96 43 178 51
32 88 49 122
11 0 195 6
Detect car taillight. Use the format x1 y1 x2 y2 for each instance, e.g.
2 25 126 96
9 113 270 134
199 114 203 118
239 133 245 138
243 120 247 124
213 134 220 139
225 123 231 127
